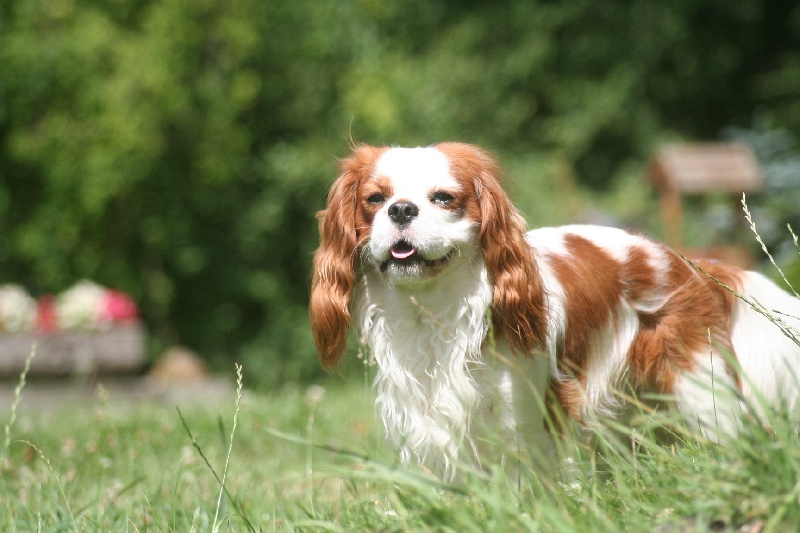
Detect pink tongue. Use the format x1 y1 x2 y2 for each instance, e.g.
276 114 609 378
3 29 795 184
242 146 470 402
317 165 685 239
391 247 416 259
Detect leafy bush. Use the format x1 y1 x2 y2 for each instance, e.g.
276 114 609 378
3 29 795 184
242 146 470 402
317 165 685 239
1 0 799 383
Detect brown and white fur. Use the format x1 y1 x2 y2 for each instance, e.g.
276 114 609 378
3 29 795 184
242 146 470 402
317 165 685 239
309 142 800 479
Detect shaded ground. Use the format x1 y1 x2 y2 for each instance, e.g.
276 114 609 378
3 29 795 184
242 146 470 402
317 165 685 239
0 375 233 414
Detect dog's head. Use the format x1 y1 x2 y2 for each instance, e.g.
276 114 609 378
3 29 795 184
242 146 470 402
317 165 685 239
310 142 545 368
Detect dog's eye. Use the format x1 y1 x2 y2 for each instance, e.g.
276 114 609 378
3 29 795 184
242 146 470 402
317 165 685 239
366 193 385 205
430 191 456 206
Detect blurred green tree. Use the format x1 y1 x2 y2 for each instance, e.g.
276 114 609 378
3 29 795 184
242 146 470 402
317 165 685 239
0 0 798 384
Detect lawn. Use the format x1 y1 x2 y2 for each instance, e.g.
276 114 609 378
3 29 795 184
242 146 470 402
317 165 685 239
2 357 800 532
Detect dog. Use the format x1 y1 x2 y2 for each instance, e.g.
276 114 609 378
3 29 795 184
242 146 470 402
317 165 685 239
309 142 800 479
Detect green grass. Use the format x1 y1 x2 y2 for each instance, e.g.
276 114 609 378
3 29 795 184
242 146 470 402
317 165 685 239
2 359 800 532
3 204 799 531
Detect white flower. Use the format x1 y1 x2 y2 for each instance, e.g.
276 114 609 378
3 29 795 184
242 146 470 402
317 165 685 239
56 280 107 330
0 284 37 333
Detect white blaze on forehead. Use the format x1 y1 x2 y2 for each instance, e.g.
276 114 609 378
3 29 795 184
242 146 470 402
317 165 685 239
366 146 477 266
374 147 461 198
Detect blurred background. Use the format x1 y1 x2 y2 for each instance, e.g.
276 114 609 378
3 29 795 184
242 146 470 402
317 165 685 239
1 0 799 387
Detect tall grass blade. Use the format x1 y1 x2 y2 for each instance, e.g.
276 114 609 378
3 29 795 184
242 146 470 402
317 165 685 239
177 364 254 533
2 344 35 465
212 363 243 532
742 193 799 298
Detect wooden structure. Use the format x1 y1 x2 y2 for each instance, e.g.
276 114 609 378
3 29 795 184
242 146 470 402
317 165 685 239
0 322 145 377
649 143 763 266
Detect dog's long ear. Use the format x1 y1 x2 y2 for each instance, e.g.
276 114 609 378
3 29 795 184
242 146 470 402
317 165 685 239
309 146 383 369
438 143 547 354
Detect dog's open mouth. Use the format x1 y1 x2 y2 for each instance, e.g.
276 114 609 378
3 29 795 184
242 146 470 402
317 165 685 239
379 241 454 274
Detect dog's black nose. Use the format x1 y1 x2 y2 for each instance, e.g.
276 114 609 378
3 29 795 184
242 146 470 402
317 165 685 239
387 201 419 225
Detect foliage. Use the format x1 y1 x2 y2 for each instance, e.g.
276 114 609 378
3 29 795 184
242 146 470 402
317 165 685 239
1 0 799 382
725 117 800 288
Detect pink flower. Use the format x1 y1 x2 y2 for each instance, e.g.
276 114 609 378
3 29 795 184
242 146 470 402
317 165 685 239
37 295 58 334
102 290 138 323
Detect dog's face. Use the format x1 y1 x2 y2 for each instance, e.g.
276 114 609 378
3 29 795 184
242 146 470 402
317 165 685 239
358 147 481 285
310 142 545 368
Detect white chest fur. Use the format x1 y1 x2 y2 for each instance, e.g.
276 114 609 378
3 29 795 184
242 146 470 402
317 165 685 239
353 256 497 476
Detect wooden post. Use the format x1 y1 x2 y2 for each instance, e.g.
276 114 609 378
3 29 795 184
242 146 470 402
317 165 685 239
660 190 683 248
648 143 763 267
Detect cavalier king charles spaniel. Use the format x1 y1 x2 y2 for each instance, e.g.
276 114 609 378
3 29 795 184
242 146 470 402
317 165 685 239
310 142 800 479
